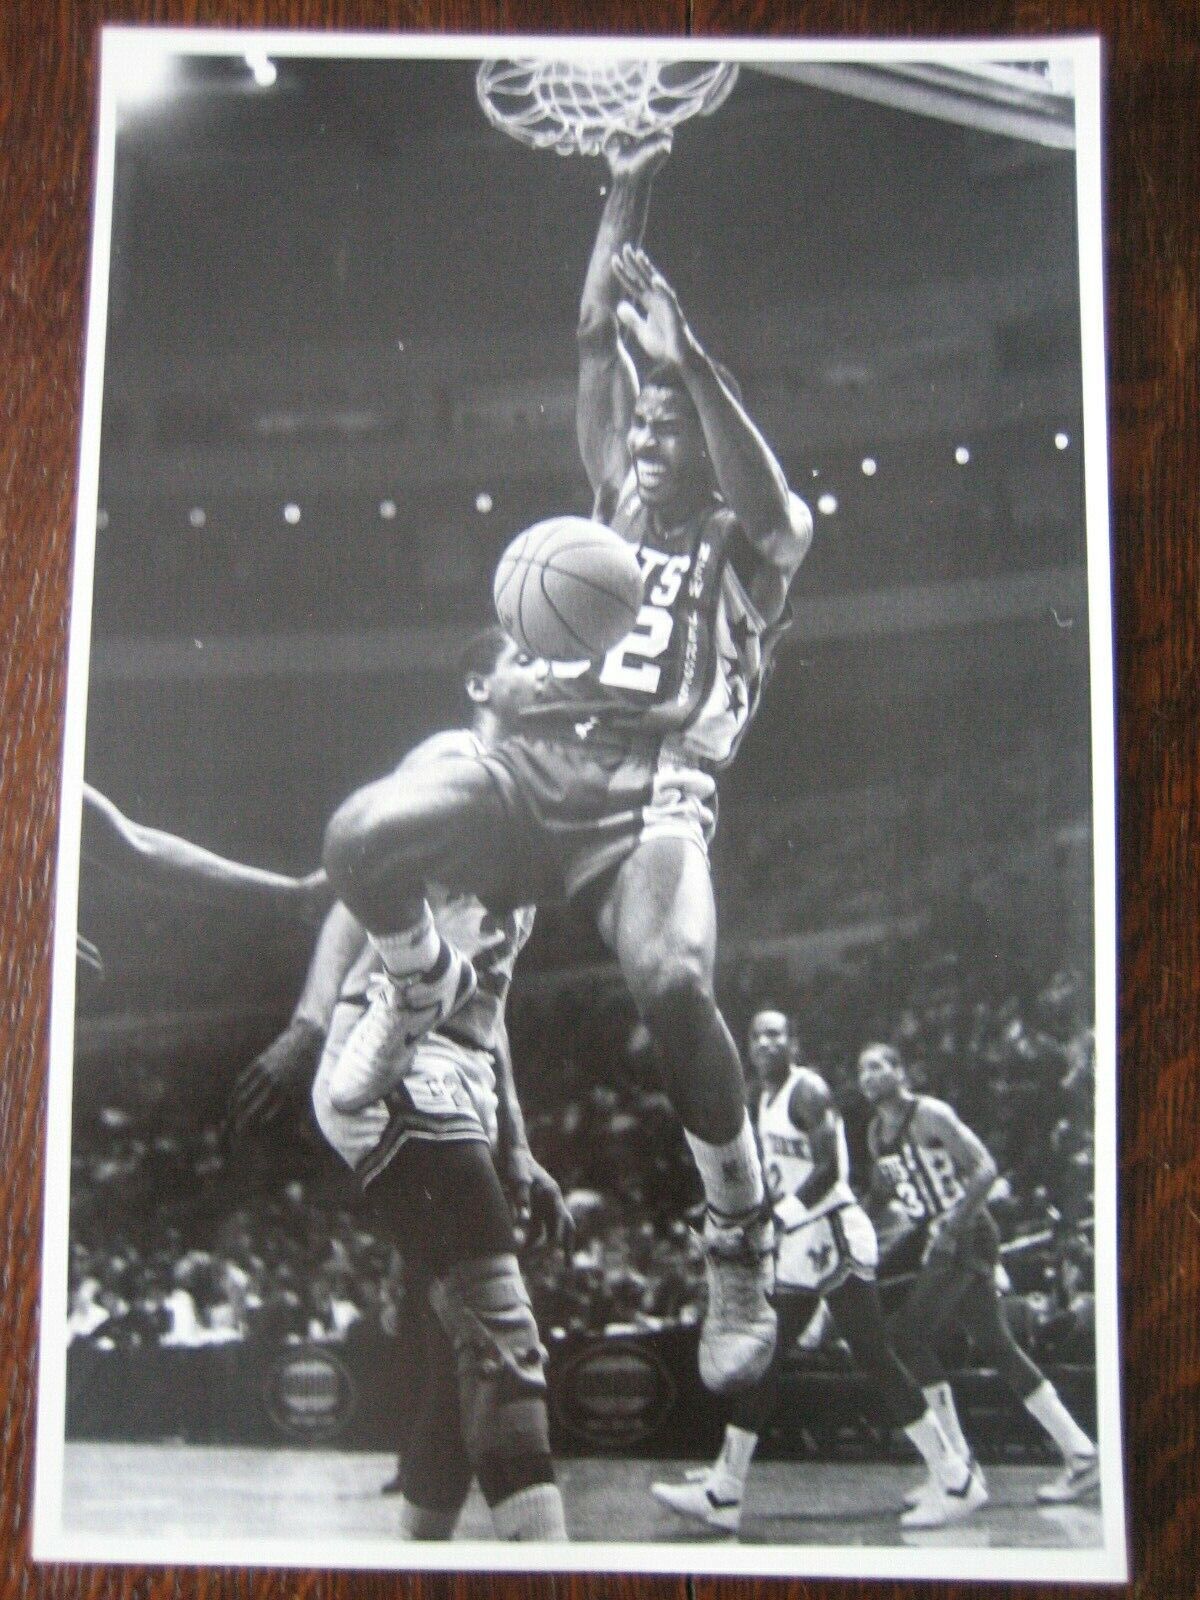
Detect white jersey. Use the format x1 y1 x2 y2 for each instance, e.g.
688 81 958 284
758 1066 856 1224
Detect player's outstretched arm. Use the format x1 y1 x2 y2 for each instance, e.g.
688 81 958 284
613 247 812 580
82 782 330 919
577 136 672 512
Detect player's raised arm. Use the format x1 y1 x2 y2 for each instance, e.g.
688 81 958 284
613 247 812 578
576 136 672 513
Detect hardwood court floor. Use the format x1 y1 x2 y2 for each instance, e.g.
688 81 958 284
60 1442 1102 1555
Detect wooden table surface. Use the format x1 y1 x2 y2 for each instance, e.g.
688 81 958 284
2 2 1196 1596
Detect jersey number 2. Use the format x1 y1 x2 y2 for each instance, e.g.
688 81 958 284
599 605 673 694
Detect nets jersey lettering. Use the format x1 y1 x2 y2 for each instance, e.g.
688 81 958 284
545 478 788 768
599 549 692 694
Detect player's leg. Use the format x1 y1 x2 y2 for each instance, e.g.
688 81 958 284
321 755 517 1111
393 1285 474 1537
603 833 745 1143
828 1271 982 1525
955 1274 1099 1502
324 753 519 929
371 1138 567 1541
652 1291 816 1532
890 1253 975 1438
600 833 774 1394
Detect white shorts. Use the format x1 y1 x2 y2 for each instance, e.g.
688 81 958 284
775 1203 879 1294
312 993 498 1178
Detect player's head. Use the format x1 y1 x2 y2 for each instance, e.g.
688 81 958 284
459 626 548 729
857 1043 906 1104
628 360 743 511
747 1007 793 1080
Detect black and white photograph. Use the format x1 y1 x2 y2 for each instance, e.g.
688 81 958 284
35 31 1123 1580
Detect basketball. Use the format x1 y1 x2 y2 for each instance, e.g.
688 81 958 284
493 517 644 661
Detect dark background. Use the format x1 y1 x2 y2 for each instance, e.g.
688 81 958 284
1 6 1196 1600
80 48 1092 1017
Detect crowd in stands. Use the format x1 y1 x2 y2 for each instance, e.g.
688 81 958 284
68 911 1097 1374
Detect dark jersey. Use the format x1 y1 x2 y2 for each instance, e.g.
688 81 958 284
871 1099 970 1228
530 474 790 769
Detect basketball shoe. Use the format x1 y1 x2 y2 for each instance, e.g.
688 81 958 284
328 939 477 1114
652 1468 742 1533
903 1459 987 1509
697 1212 777 1394
900 1463 988 1529
1036 1451 1100 1503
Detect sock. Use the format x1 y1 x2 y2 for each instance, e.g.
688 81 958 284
490 1482 568 1541
924 1381 971 1463
905 1410 970 1493
371 904 439 978
398 1496 459 1539
713 1424 758 1492
686 1112 764 1222
1024 1380 1095 1461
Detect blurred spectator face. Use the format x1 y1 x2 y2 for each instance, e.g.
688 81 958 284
748 1010 792 1079
857 1044 905 1104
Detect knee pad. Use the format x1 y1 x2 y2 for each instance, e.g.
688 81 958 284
428 1253 550 1468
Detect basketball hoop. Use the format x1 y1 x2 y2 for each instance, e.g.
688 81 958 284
475 59 739 157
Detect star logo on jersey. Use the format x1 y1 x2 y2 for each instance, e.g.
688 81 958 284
720 656 747 716
807 1240 834 1273
729 611 755 657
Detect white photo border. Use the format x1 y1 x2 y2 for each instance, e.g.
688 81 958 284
33 28 1125 1582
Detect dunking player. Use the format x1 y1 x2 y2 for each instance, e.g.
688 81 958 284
234 629 573 1542
652 1010 982 1533
858 1044 1100 1512
321 137 812 1394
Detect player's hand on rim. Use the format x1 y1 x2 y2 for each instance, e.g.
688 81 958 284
602 130 672 181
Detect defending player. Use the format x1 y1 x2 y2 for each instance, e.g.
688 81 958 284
858 1044 1100 1510
321 137 812 1395
652 1011 982 1533
234 628 573 1542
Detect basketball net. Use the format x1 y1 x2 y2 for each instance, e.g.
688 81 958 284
475 59 739 157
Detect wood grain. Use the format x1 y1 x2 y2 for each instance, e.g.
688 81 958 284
2 1 1196 1596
